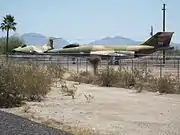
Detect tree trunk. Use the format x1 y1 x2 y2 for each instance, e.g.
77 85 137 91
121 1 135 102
93 64 98 75
6 28 9 62
88 57 100 76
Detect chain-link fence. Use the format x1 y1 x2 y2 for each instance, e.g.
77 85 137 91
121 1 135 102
0 54 180 80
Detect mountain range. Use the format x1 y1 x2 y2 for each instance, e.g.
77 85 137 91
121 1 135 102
12 33 180 49
13 33 70 48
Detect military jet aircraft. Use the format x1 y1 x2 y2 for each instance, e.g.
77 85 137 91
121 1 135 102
46 32 174 60
12 37 61 54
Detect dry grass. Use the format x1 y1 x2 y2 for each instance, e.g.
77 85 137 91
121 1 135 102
40 118 101 135
68 65 180 94
67 71 96 84
17 112 103 135
60 80 79 99
46 64 66 79
0 62 66 108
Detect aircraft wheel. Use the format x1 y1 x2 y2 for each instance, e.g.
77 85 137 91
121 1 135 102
114 60 119 65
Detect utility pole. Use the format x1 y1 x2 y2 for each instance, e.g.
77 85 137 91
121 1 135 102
150 25 153 36
162 3 166 64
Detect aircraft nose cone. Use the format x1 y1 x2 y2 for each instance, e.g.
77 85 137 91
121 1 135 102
12 49 16 52
12 47 20 53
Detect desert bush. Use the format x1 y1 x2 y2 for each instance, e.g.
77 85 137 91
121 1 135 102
119 67 180 94
155 75 175 93
174 83 180 94
116 67 136 88
96 66 148 88
68 65 180 94
67 71 96 84
46 64 66 88
0 62 52 108
96 66 119 87
46 64 66 80
148 74 179 94
60 81 79 99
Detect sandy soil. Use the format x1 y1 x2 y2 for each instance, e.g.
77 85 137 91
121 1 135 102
1 81 180 135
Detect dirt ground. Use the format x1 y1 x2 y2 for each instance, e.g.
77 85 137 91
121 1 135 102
1 81 180 135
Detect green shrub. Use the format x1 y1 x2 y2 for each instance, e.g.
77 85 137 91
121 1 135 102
0 36 24 54
0 62 53 108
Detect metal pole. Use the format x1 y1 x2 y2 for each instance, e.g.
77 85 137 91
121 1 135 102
77 57 79 73
131 59 134 74
174 51 176 68
86 57 88 72
178 59 179 82
80 57 81 69
160 59 163 78
146 57 148 75
160 58 162 78
67 56 69 70
162 3 166 65
150 25 153 36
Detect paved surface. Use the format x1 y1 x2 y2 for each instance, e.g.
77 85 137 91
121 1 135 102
0 110 72 135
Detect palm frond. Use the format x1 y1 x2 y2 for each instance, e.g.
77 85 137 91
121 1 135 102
0 14 17 31
1 22 5 26
12 27 16 31
12 22 17 26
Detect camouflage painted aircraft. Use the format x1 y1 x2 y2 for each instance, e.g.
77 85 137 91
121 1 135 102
12 37 61 54
46 32 174 59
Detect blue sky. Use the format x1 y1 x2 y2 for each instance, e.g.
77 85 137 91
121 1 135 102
0 0 179 44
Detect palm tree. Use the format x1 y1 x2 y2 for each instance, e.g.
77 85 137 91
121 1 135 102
0 14 17 60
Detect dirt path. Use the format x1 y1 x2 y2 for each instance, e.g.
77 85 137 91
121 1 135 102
2 81 180 135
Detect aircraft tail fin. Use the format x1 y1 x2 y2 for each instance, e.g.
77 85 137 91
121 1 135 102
44 38 54 50
141 32 174 50
48 38 54 49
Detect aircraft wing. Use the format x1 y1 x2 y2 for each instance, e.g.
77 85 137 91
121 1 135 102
31 46 45 53
45 46 135 58
13 45 47 54
90 50 134 56
46 48 63 53
90 50 135 58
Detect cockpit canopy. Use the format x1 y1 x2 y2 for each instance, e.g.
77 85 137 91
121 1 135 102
63 43 80 49
21 44 27 48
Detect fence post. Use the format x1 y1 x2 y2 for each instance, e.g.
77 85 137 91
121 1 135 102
160 58 162 78
107 57 110 86
79 57 81 69
174 54 176 68
119 59 122 71
178 59 179 82
77 57 79 73
86 57 88 72
145 57 148 74
131 59 134 74
67 56 68 69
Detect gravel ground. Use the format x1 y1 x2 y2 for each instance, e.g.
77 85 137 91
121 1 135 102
0 110 72 135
